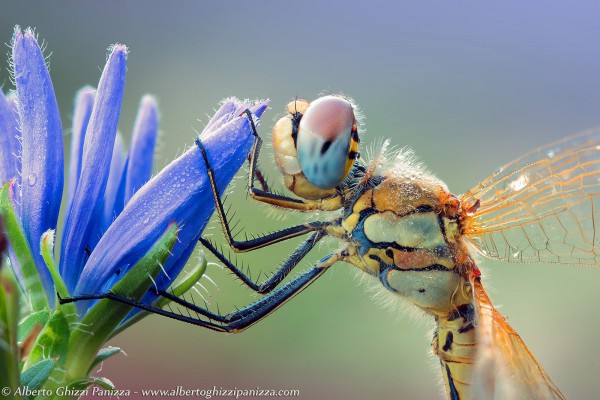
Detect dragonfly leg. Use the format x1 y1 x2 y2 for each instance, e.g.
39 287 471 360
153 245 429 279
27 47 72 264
196 135 330 252
243 109 345 211
200 231 325 294
58 252 340 333
57 291 230 333
196 112 343 238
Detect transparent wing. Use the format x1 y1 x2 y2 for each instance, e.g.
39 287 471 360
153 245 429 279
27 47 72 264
461 127 600 265
470 276 565 400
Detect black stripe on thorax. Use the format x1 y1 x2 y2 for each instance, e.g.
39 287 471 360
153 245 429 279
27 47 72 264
443 331 454 352
445 364 461 400
447 303 475 324
369 254 453 273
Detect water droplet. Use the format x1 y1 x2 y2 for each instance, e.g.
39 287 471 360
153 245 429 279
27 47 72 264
27 173 37 186
143 216 150 224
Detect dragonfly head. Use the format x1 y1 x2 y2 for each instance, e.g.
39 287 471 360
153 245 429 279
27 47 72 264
272 95 360 200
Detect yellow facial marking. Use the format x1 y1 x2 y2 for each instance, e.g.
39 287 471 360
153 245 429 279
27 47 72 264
343 133 359 177
287 99 309 115
272 117 301 175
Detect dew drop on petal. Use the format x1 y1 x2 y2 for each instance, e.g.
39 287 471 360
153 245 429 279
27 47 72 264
27 173 37 186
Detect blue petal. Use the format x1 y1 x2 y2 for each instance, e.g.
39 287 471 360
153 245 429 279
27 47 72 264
75 99 268 308
124 95 159 205
65 86 95 216
109 157 128 224
248 102 268 123
100 133 126 233
13 28 64 299
204 100 236 132
60 44 127 291
0 90 21 187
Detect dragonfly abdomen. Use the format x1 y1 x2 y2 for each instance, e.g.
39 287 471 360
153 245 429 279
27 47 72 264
434 303 477 400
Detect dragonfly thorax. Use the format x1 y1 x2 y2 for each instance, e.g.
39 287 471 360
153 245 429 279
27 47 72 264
339 172 472 316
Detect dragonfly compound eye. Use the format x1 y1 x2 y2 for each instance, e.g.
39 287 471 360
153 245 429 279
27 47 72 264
296 95 359 189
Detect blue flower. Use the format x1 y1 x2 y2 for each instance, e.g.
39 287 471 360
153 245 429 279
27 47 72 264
1 26 268 315
0 27 268 395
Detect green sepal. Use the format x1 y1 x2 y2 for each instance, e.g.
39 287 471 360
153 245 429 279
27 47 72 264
40 230 77 325
0 181 47 311
88 346 124 374
0 266 20 394
110 252 207 337
24 310 69 370
69 376 115 391
20 358 56 394
17 310 50 343
65 222 179 382
163 252 208 299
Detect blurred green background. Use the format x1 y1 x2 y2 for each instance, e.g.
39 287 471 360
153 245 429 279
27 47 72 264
2 1 600 399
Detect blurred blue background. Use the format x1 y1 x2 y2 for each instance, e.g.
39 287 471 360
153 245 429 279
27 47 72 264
2 1 600 398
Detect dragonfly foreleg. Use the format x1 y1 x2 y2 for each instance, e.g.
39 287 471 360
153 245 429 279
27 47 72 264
243 108 347 212
196 133 329 253
197 112 343 231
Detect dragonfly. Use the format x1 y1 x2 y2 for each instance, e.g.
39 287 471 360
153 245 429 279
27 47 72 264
61 94 600 399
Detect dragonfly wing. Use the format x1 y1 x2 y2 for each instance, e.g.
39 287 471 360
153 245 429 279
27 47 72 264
470 276 565 400
461 127 600 266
